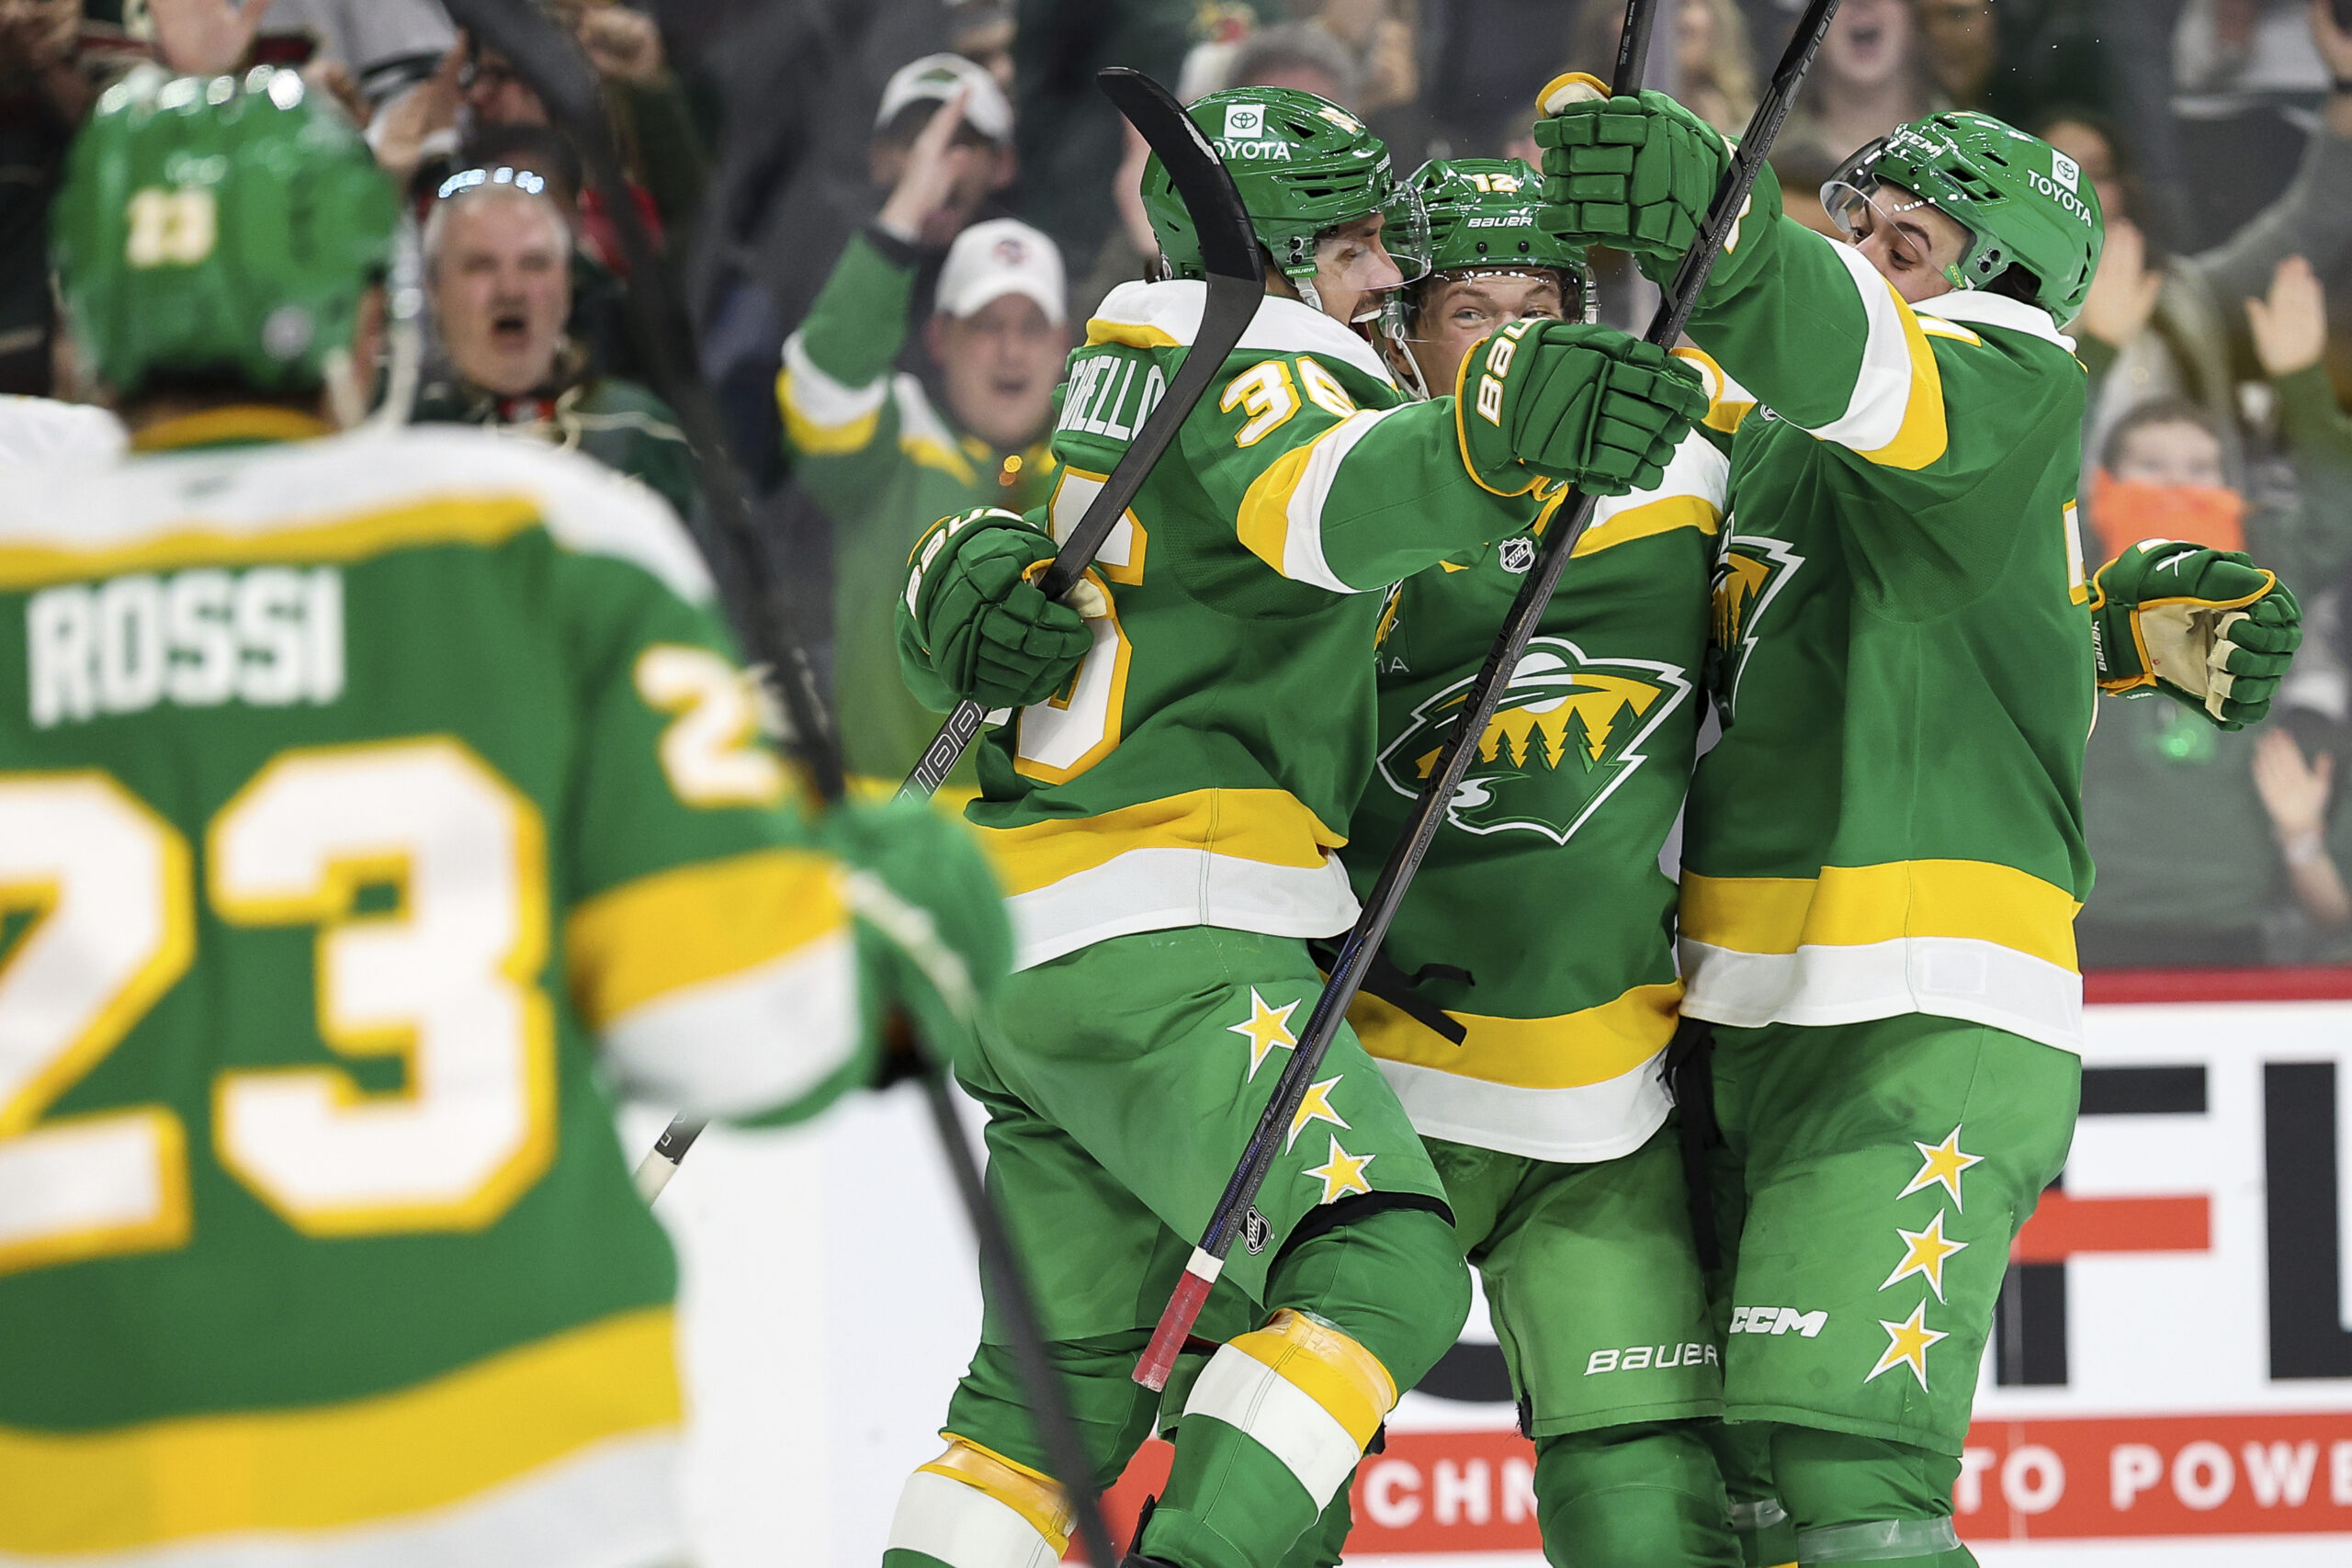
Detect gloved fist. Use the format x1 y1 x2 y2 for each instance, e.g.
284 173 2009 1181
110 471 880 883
1533 87 1728 260
905 508 1095 710
814 796 1013 1075
1455 320 1709 495
2088 540 2303 730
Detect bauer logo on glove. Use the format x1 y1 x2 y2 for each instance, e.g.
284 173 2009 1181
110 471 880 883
2086 538 2303 731
1454 319 1709 499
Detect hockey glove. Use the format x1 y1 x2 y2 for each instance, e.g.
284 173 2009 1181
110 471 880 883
2088 540 2302 730
1455 320 1708 496
1533 86 1729 260
905 507 1097 710
816 796 1013 1077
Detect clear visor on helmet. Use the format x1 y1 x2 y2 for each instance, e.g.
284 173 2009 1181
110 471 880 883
1821 137 1975 277
1314 181 1433 298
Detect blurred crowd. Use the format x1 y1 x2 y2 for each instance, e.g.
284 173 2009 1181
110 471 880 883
7 0 2352 968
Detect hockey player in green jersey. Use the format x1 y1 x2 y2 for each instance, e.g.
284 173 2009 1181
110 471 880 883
0 70 1011 1568
1534 94 2302 1565
885 89 1710 1568
1299 152 1787 1568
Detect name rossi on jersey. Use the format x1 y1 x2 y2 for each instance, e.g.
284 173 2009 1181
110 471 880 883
26 565 344 728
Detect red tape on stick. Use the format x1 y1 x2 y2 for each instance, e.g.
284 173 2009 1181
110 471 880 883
1136 1266 1218 1392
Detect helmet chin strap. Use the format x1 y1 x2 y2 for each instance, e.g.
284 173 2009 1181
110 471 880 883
1294 274 1326 318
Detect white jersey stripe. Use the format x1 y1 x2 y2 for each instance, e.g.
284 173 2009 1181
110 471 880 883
0 1432 684 1568
599 931 862 1119
1281 405 1411 593
778 333 889 429
884 1471 1060 1568
1003 846 1358 970
1678 935 2085 1053
1182 1344 1364 1507
1800 244 1926 455
1374 1049 1673 1166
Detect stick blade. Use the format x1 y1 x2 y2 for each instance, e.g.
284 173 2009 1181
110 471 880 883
1098 67 1259 286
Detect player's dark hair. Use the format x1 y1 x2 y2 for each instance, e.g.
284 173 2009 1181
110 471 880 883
1984 265 2043 307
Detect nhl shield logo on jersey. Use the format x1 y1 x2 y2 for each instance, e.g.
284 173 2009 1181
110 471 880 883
1375 637 1690 843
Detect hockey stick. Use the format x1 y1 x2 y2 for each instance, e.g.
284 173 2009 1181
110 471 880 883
435 6 1119 1562
1134 0 1845 1392
899 67 1262 799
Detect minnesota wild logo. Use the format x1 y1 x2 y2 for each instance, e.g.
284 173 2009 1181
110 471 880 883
1711 532 1804 713
1375 637 1690 842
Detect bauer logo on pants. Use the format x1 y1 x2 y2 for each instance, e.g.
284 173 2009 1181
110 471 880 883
1374 636 1690 844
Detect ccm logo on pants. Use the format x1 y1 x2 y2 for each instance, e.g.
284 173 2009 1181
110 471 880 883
1730 1305 1828 1337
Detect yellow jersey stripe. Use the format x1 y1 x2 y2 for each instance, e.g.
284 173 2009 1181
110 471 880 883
0 1307 679 1552
1917 319 1984 345
922 1435 1075 1553
1669 344 1756 435
566 847 849 1026
1351 980 1681 1089
978 787 1344 898
1679 860 2081 970
1573 493 1722 558
1854 277 1950 470
0 496 548 591
1228 1309 1396 1449
128 406 337 452
1084 319 1183 352
1235 423 1329 580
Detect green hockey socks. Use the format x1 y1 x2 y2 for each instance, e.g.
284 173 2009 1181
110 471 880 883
1136 1203 1470 1568
883 1204 1468 1568
1770 1427 1976 1566
1528 1420 1742 1568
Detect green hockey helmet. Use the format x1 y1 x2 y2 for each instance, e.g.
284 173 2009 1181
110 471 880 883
1141 87 1430 289
52 66 400 399
1416 157 1588 276
1822 109 2103 320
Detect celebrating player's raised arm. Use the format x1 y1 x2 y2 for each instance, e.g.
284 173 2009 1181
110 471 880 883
1537 96 2101 481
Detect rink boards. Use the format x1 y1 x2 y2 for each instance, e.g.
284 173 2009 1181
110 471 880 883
640 973 2352 1566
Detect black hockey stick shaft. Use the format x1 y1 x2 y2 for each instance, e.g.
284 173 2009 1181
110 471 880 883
899 68 1262 799
437 7 1118 1562
1136 0 1843 1391
1611 0 1659 90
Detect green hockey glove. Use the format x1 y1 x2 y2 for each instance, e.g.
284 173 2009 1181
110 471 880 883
2088 540 2303 730
905 507 1097 710
815 796 1013 1077
1455 320 1708 496
1532 87 1728 261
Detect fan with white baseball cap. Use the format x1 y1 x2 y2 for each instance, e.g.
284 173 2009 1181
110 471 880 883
935 218 1067 324
876 51 1015 147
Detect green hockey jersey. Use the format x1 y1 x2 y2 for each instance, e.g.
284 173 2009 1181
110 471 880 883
906 280 1544 968
1673 219 2095 1052
1348 401 1728 1163
0 410 875 1567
